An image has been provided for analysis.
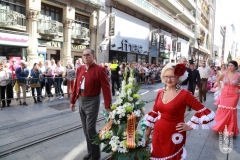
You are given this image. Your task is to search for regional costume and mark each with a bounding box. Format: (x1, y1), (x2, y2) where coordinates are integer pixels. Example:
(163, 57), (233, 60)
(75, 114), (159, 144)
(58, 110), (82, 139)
(212, 72), (240, 135)
(144, 89), (215, 160)
(70, 63), (111, 159)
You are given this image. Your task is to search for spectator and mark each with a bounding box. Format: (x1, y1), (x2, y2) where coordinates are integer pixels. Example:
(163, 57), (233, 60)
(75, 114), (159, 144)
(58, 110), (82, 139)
(0, 62), (10, 108)
(30, 63), (42, 103)
(4, 62), (13, 107)
(110, 60), (120, 96)
(15, 60), (29, 106)
(42, 60), (54, 101)
(50, 58), (56, 77)
(39, 61), (45, 73)
(8, 58), (19, 79)
(66, 63), (75, 99)
(75, 58), (83, 70)
(54, 60), (64, 99)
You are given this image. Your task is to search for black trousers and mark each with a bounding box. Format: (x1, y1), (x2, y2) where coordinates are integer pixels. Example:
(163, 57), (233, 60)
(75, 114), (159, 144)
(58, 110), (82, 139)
(0, 86), (6, 106)
(111, 76), (120, 94)
(6, 84), (13, 105)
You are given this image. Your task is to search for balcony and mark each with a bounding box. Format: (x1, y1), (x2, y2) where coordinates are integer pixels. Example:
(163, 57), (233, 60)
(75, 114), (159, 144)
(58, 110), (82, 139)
(37, 19), (63, 37)
(74, 0), (104, 9)
(181, 0), (196, 9)
(119, 0), (194, 38)
(158, 0), (195, 23)
(71, 25), (90, 42)
(0, 9), (26, 31)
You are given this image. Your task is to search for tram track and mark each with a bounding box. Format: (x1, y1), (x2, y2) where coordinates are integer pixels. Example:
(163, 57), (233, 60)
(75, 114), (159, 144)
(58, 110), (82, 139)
(0, 95), (195, 159)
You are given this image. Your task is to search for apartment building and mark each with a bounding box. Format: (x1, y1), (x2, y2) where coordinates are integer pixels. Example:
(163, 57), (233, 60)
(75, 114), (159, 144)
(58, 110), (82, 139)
(97, 0), (215, 64)
(0, 0), (103, 67)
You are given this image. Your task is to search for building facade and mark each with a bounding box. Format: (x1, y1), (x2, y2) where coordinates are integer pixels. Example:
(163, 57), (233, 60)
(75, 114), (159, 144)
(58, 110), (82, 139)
(0, 0), (104, 67)
(97, 0), (216, 65)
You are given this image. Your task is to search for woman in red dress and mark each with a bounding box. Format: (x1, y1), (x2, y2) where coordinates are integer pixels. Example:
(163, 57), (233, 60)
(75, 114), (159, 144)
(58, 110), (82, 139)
(144, 63), (216, 160)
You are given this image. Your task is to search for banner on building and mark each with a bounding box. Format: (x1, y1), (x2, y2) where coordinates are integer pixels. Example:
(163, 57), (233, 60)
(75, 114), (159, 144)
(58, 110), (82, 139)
(159, 35), (165, 49)
(172, 40), (176, 51)
(177, 42), (181, 52)
(151, 32), (157, 46)
(109, 15), (115, 36)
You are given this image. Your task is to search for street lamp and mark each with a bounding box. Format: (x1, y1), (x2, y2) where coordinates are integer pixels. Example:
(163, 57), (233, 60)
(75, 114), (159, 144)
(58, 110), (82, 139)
(214, 51), (218, 66)
(196, 38), (201, 68)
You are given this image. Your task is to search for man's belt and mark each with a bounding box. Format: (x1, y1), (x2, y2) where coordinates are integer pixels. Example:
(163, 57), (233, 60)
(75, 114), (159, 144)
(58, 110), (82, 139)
(201, 78), (208, 80)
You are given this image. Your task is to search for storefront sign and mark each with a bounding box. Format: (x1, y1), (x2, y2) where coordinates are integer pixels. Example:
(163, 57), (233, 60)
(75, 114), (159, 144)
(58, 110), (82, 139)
(121, 39), (143, 53)
(177, 42), (181, 52)
(0, 32), (28, 47)
(71, 44), (87, 50)
(38, 40), (62, 48)
(151, 32), (157, 46)
(172, 40), (176, 51)
(109, 15), (115, 36)
(159, 35), (165, 49)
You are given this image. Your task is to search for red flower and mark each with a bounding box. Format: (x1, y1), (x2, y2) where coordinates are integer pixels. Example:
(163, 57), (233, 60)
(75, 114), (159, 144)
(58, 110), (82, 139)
(174, 64), (186, 77)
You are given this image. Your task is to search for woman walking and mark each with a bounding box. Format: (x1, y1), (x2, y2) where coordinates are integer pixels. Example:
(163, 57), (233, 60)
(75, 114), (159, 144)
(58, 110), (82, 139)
(212, 60), (240, 135)
(144, 63), (215, 159)
(65, 63), (75, 99)
(30, 63), (42, 103)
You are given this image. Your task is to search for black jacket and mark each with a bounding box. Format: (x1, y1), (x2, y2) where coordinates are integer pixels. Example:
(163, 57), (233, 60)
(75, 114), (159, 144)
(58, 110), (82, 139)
(188, 69), (201, 94)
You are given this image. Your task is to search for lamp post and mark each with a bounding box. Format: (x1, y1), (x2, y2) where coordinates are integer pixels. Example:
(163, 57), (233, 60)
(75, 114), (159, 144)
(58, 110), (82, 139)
(196, 38), (201, 68)
(214, 51), (217, 66)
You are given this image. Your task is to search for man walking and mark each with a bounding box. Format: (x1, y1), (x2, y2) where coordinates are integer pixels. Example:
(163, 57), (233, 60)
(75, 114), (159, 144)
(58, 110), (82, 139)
(70, 49), (111, 160)
(110, 59), (120, 96)
(15, 60), (29, 106)
(198, 60), (212, 103)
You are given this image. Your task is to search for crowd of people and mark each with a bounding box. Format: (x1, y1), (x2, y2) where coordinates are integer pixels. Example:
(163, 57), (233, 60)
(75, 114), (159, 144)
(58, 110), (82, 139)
(0, 58), (77, 108)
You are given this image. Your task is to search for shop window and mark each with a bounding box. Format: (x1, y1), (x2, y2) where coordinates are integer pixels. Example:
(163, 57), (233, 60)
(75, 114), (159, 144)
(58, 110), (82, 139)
(40, 3), (62, 22)
(0, 0), (26, 15)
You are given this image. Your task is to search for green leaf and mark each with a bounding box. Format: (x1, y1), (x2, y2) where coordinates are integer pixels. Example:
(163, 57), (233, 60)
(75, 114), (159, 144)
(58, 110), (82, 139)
(135, 101), (145, 110)
(117, 122), (127, 137)
(112, 123), (118, 135)
(133, 83), (141, 94)
(102, 145), (111, 153)
(137, 150), (143, 160)
(111, 152), (118, 160)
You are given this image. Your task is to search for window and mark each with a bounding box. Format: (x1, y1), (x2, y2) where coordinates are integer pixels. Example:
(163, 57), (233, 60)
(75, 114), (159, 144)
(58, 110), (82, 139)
(0, 0), (26, 15)
(74, 14), (90, 28)
(40, 3), (62, 22)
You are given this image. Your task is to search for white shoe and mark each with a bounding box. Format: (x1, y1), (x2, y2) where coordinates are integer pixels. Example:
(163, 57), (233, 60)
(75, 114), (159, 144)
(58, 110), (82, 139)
(56, 96), (59, 99)
(59, 96), (64, 99)
(50, 97), (55, 101)
(45, 97), (50, 101)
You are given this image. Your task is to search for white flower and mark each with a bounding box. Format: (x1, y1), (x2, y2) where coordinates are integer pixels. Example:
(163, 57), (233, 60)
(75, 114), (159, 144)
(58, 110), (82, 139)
(134, 110), (141, 117)
(127, 89), (132, 95)
(112, 144), (118, 152)
(128, 77), (134, 83)
(116, 98), (123, 104)
(100, 143), (107, 150)
(128, 96), (133, 101)
(123, 131), (127, 137)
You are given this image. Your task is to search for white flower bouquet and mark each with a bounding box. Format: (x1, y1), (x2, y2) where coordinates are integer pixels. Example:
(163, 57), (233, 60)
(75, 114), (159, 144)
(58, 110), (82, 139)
(92, 68), (150, 160)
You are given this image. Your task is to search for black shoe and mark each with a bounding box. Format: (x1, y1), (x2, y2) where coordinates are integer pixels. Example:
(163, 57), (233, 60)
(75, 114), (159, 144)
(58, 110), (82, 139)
(19, 101), (22, 105)
(7, 104), (10, 107)
(22, 102), (28, 106)
(2, 104), (5, 108)
(112, 93), (115, 96)
(34, 100), (37, 103)
(37, 99), (42, 103)
(83, 153), (91, 160)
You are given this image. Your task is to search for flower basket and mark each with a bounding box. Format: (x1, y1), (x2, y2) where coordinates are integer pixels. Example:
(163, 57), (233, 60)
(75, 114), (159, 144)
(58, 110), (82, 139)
(91, 68), (151, 160)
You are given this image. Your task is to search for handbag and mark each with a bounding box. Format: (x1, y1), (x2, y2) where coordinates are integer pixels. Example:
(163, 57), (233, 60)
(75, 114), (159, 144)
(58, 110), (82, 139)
(30, 83), (41, 88)
(63, 79), (67, 86)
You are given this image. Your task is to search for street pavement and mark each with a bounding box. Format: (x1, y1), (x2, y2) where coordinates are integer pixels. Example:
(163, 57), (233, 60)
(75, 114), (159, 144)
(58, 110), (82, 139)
(0, 83), (239, 160)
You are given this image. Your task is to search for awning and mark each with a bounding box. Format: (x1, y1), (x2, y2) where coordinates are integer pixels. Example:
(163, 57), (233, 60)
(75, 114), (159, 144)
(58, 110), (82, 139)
(74, 0), (104, 9)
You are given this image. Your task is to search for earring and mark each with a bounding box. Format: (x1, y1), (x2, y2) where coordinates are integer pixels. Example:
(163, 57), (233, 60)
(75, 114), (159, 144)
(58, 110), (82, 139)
(165, 84), (167, 91)
(175, 83), (180, 92)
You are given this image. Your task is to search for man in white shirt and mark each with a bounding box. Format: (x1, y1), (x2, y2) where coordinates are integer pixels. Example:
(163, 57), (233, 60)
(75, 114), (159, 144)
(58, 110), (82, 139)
(198, 60), (212, 103)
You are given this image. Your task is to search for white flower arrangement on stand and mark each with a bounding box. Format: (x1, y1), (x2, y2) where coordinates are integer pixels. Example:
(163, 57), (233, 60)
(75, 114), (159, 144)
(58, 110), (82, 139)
(92, 68), (150, 160)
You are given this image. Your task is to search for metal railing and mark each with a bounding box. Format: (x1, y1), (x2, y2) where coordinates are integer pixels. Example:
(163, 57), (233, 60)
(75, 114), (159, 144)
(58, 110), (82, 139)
(0, 76), (75, 109)
(0, 9), (26, 31)
(37, 19), (63, 37)
(71, 25), (90, 41)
